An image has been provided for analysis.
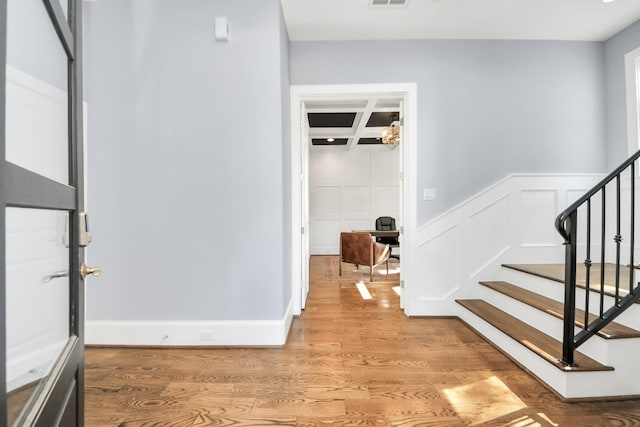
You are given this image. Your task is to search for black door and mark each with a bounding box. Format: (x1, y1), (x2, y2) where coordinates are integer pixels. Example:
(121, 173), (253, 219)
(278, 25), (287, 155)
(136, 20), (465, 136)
(1, 1), (88, 425)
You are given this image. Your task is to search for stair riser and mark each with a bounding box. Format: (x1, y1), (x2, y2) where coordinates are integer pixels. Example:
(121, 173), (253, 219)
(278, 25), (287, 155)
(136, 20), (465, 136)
(479, 285), (561, 337)
(479, 286), (613, 363)
(572, 287), (640, 331)
(500, 268), (640, 330)
(498, 268), (564, 300)
(580, 337), (640, 368)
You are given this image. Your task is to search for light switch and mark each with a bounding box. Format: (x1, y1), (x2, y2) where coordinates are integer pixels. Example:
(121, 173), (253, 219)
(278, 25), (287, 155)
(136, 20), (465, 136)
(423, 188), (436, 201)
(215, 17), (229, 41)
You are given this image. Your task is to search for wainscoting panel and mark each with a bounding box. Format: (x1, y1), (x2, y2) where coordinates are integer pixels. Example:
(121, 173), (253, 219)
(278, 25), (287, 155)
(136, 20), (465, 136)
(311, 151), (341, 186)
(310, 219), (341, 254)
(372, 185), (400, 220)
(467, 195), (510, 277)
(520, 189), (558, 246)
(312, 187), (340, 217)
(416, 224), (460, 302)
(342, 218), (372, 233)
(406, 174), (605, 316)
(371, 151), (399, 184)
(310, 148), (399, 254)
(342, 152), (371, 185)
(341, 186), (371, 216)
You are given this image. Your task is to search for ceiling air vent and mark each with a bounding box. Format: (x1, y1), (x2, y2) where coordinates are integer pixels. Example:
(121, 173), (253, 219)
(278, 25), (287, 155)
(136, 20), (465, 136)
(371, 0), (407, 6)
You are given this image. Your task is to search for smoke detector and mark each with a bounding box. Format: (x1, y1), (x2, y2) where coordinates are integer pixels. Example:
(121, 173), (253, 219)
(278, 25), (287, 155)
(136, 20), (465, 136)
(371, 0), (408, 7)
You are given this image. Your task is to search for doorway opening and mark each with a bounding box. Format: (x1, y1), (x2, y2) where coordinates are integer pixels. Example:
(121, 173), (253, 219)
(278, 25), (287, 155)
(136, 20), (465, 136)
(290, 83), (417, 316)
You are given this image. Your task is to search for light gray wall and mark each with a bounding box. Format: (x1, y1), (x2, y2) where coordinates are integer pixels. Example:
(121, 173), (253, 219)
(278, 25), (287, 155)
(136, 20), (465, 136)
(290, 40), (607, 224)
(604, 19), (640, 168)
(84, 0), (289, 321)
(279, 4), (292, 307)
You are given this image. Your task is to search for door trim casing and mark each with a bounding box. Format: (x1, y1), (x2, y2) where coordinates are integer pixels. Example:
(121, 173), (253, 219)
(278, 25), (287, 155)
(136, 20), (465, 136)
(290, 83), (418, 315)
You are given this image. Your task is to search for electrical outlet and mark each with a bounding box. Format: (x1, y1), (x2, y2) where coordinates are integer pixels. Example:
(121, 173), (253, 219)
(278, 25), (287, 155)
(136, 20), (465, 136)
(199, 331), (214, 341)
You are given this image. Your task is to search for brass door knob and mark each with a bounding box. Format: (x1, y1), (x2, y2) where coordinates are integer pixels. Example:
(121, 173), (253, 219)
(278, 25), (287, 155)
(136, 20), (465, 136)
(81, 263), (102, 280)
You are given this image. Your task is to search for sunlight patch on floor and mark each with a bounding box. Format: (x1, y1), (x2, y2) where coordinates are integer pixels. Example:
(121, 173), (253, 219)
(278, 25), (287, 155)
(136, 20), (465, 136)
(392, 286), (401, 296)
(441, 376), (528, 425)
(498, 411), (558, 427)
(356, 281), (372, 300)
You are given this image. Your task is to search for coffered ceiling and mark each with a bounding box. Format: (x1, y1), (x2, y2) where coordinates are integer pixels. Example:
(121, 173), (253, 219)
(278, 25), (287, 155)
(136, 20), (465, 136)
(306, 97), (401, 150)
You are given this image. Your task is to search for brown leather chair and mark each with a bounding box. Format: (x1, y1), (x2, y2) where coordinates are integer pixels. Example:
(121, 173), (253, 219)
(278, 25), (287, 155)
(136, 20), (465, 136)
(339, 232), (390, 282)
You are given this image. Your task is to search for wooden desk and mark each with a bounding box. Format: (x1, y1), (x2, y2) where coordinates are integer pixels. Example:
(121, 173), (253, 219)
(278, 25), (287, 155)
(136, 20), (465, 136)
(353, 230), (400, 259)
(353, 230), (399, 238)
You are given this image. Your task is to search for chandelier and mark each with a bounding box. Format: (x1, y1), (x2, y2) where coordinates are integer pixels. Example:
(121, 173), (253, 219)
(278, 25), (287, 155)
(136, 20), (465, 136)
(381, 121), (400, 147)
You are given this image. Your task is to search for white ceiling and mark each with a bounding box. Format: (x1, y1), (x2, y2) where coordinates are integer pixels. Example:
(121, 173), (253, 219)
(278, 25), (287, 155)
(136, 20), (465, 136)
(281, 0), (640, 42)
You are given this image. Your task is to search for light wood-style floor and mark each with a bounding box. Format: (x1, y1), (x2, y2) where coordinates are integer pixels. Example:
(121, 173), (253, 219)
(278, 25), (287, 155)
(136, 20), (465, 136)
(85, 256), (640, 426)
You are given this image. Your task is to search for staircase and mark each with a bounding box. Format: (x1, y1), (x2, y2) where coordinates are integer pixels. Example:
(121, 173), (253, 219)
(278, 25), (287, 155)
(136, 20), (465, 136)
(456, 263), (640, 400)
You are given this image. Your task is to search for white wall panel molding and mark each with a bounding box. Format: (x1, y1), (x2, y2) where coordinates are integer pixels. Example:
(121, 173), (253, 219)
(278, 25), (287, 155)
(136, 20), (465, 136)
(468, 246), (511, 281)
(417, 222), (459, 248)
(417, 286), (460, 302)
(406, 174), (605, 316)
(342, 152), (371, 185)
(341, 186), (372, 216)
(309, 148), (399, 254)
(413, 223), (460, 303)
(467, 195), (510, 276)
(312, 186), (340, 217)
(519, 189), (559, 247)
(310, 218), (340, 254)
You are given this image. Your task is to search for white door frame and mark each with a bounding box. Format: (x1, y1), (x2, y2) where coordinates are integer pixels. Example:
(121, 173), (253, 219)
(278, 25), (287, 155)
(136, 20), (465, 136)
(290, 83), (418, 315)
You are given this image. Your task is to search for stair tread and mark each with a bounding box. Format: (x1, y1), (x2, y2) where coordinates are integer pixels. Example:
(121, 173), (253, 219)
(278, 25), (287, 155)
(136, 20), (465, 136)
(456, 299), (614, 372)
(502, 263), (637, 301)
(480, 281), (640, 339)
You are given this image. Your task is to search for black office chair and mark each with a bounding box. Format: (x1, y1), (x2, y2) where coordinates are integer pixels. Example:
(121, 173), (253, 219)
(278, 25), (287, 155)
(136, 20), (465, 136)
(375, 217), (400, 259)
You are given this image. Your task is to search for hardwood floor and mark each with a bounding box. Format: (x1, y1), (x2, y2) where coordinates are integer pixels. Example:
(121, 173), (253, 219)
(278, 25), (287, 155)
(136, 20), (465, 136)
(85, 256), (640, 426)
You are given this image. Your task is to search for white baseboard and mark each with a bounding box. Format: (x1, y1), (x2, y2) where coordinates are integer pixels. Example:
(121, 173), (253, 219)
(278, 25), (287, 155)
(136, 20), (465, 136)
(86, 298), (295, 347)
